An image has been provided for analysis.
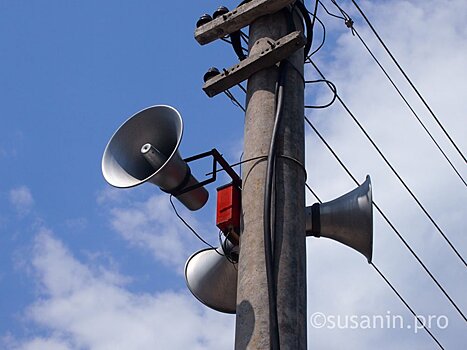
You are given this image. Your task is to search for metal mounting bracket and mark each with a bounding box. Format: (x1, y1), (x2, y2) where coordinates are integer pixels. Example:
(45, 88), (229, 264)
(202, 30), (305, 97)
(174, 149), (242, 196)
(194, 0), (295, 45)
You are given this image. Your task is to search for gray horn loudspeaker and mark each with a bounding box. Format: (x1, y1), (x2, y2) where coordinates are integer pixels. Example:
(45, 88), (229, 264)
(102, 105), (208, 211)
(185, 241), (238, 314)
(306, 175), (373, 263)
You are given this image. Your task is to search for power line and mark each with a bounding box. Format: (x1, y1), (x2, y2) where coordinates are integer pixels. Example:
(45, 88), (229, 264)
(353, 27), (466, 187)
(324, 0), (466, 187)
(318, 0), (345, 21)
(350, 0), (466, 164)
(304, 116), (467, 322)
(224, 89), (246, 112)
(371, 262), (445, 349)
(305, 58), (467, 268)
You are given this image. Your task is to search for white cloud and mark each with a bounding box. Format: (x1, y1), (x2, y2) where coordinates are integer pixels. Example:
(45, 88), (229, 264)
(9, 186), (34, 215)
(65, 217), (88, 232)
(96, 187), (129, 206)
(3, 1), (465, 349)
(15, 338), (71, 350)
(107, 193), (214, 271)
(7, 231), (234, 350)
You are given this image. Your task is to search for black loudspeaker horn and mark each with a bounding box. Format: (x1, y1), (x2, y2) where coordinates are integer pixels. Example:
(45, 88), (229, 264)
(185, 241), (238, 314)
(102, 105), (209, 211)
(306, 175), (373, 263)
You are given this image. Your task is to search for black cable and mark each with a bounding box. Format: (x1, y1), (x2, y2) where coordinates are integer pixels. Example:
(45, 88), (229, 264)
(240, 30), (249, 46)
(169, 195), (219, 253)
(221, 37), (248, 54)
(324, 0), (466, 187)
(305, 116), (467, 322)
(353, 28), (466, 187)
(304, 79), (337, 108)
(237, 82), (247, 94)
(264, 61), (287, 350)
(220, 37), (233, 45)
(309, 0), (319, 44)
(262, 7), (301, 347)
(239, 152), (244, 178)
(224, 89), (246, 112)
(305, 182), (322, 203)
(294, 0), (317, 59)
(308, 13), (326, 56)
(230, 30), (247, 60)
(330, 0), (352, 23)
(218, 230), (238, 266)
(305, 58), (467, 268)
(371, 262), (445, 349)
(205, 155), (268, 178)
(318, 0), (345, 20)
(350, 0), (466, 163)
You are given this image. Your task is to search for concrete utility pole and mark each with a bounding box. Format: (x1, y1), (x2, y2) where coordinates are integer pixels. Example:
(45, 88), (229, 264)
(235, 6), (306, 350)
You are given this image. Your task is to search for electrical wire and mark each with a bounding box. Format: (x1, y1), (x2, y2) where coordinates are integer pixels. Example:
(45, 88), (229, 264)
(324, 0), (466, 187)
(240, 30), (249, 46)
(218, 229), (238, 266)
(350, 0), (466, 164)
(304, 79), (337, 108)
(239, 152), (244, 178)
(170, 196), (239, 264)
(329, 0), (352, 24)
(308, 12), (326, 57)
(230, 30), (247, 60)
(205, 155), (268, 178)
(294, 0), (317, 59)
(305, 182), (322, 203)
(371, 262), (445, 349)
(237, 82), (247, 94)
(221, 37), (249, 53)
(304, 116), (467, 322)
(356, 28), (465, 186)
(263, 60), (287, 350)
(305, 58), (467, 268)
(309, 0), (319, 45)
(220, 37), (233, 45)
(169, 195), (219, 252)
(261, 5), (306, 347)
(318, 0), (345, 21)
(224, 89), (246, 112)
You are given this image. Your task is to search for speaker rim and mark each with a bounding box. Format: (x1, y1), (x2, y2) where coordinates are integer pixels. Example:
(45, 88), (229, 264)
(184, 247), (237, 314)
(101, 104), (184, 188)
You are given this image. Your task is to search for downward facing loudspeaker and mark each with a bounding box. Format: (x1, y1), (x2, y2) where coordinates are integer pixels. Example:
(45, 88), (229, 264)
(185, 242), (238, 314)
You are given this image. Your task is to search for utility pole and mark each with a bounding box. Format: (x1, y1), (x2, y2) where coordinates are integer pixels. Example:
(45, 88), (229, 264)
(235, 7), (307, 350)
(103, 2), (375, 348)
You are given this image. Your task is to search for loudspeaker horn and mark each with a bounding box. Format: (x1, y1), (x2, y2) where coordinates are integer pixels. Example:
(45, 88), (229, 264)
(185, 241), (238, 314)
(306, 175), (373, 263)
(102, 105), (209, 211)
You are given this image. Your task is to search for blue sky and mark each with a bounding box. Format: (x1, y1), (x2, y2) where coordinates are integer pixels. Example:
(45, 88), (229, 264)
(0, 0), (466, 349)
